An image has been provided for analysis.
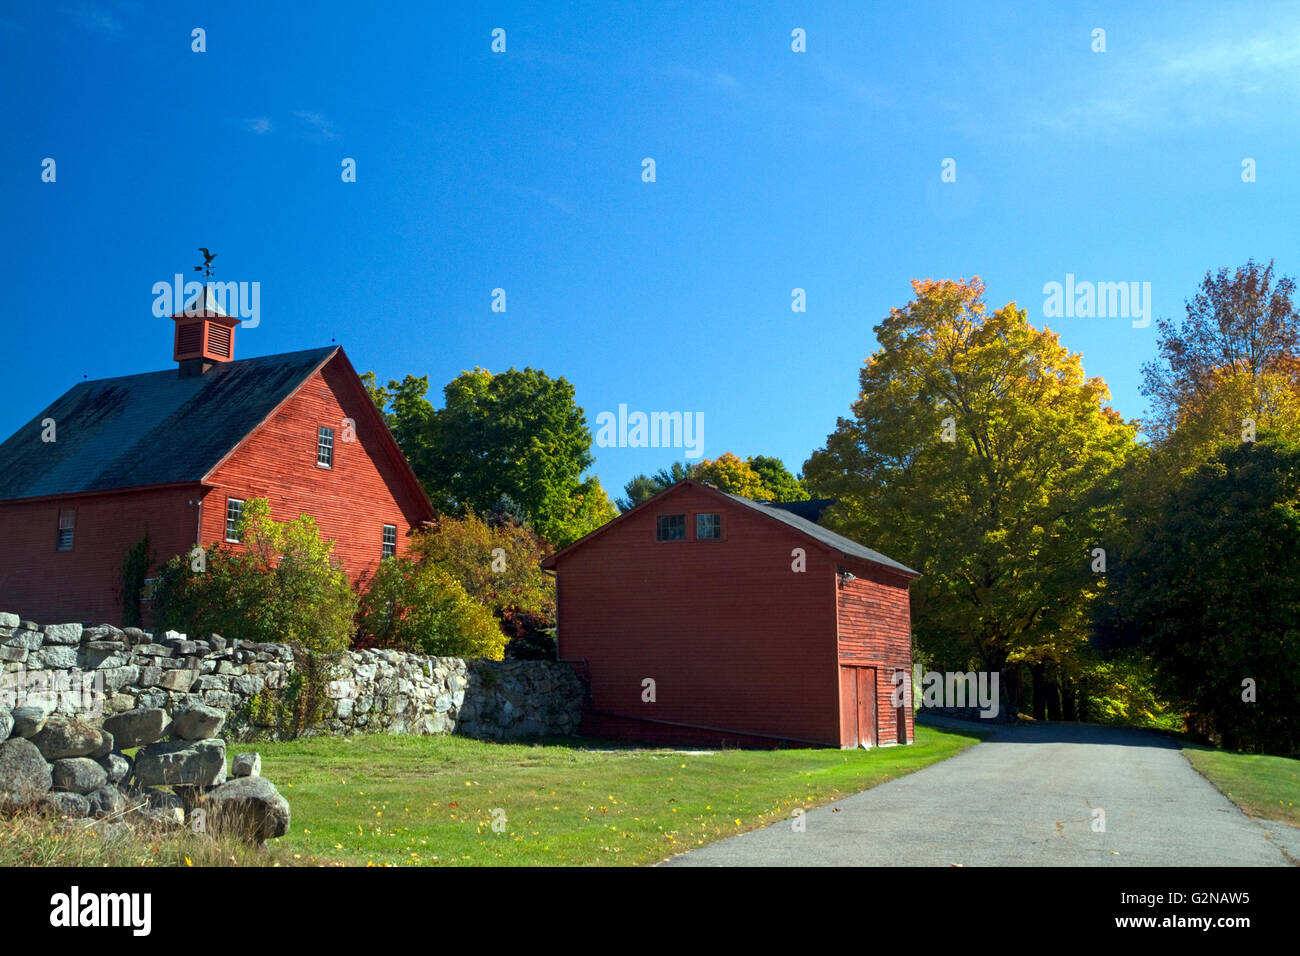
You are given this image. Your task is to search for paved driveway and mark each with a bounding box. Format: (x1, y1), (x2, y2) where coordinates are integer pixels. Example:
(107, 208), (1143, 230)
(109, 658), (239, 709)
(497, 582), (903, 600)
(663, 720), (1295, 866)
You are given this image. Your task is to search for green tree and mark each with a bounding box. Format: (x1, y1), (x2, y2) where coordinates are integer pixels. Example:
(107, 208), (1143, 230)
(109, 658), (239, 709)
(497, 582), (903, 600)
(747, 455), (810, 501)
(362, 367), (613, 546)
(803, 278), (1137, 711)
(616, 461), (696, 511)
(1104, 437), (1300, 755)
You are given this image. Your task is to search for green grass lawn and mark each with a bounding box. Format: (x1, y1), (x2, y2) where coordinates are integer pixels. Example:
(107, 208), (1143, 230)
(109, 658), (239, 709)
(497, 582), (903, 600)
(254, 724), (984, 866)
(1182, 743), (1300, 827)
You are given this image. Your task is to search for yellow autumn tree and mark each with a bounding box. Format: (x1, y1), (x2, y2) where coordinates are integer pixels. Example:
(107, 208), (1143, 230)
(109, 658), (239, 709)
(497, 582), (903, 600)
(690, 452), (768, 499)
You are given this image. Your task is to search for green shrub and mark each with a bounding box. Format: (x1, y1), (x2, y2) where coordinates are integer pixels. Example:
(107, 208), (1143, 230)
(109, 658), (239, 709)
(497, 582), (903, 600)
(152, 498), (356, 654)
(228, 648), (342, 741)
(120, 531), (154, 628)
(357, 558), (507, 659)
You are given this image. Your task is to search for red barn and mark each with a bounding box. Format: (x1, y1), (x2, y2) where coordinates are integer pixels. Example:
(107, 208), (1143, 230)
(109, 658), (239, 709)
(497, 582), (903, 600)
(542, 479), (919, 749)
(0, 294), (433, 623)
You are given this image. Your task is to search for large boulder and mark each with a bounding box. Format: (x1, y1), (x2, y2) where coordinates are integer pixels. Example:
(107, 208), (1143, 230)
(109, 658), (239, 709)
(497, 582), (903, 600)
(51, 757), (109, 795)
(102, 708), (168, 749)
(204, 775), (290, 844)
(171, 703), (226, 741)
(30, 717), (102, 760)
(0, 737), (53, 810)
(133, 738), (226, 788)
(9, 705), (49, 739)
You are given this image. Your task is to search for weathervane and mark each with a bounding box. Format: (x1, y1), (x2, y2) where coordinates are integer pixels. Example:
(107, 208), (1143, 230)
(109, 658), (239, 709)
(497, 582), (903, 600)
(195, 247), (217, 279)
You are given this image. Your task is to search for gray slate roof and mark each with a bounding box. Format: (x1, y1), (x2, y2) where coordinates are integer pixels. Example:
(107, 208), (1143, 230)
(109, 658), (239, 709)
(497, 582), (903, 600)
(0, 347), (338, 501)
(722, 490), (918, 576)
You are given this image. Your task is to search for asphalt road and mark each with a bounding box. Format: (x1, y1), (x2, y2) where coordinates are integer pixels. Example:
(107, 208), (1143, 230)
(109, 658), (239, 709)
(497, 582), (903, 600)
(662, 719), (1295, 866)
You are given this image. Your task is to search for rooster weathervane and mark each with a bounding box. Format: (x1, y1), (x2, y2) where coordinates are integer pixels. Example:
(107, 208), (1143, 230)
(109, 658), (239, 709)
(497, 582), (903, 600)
(195, 247), (217, 278)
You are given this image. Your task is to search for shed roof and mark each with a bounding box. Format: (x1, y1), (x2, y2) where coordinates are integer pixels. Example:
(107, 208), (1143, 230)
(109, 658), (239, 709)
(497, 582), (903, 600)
(719, 490), (917, 576)
(0, 346), (338, 501)
(543, 479), (918, 577)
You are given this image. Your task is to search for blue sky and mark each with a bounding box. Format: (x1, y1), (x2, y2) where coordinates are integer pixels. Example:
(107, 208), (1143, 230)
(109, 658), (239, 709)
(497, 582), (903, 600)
(3, 1), (1298, 502)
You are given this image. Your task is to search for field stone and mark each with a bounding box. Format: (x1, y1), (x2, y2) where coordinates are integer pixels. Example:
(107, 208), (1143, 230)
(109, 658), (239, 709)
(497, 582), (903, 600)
(9, 705), (49, 738)
(102, 707), (167, 749)
(133, 738), (226, 788)
(86, 785), (128, 819)
(41, 623), (83, 645)
(158, 669), (196, 693)
(133, 805), (184, 829)
(204, 775), (290, 844)
(90, 730), (113, 759)
(231, 752), (261, 778)
(2, 629), (43, 651)
(171, 703), (225, 740)
(32, 645), (78, 669)
(31, 717), (102, 760)
(0, 706), (11, 741)
(51, 757), (109, 795)
(96, 751), (131, 785)
(0, 612), (17, 629)
(0, 737), (53, 809)
(40, 790), (91, 819)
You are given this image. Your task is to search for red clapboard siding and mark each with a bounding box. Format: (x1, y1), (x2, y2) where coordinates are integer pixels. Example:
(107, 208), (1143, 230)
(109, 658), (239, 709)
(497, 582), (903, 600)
(0, 485), (202, 623)
(553, 481), (911, 748)
(836, 564), (914, 744)
(201, 353), (431, 588)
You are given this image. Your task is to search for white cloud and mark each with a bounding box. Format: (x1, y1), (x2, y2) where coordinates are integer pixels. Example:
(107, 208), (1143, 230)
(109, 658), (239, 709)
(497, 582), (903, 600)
(244, 117), (273, 135)
(293, 110), (339, 141)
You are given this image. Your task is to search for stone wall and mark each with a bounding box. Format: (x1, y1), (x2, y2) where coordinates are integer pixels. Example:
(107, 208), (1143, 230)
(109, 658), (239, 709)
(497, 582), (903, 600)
(0, 612), (584, 741)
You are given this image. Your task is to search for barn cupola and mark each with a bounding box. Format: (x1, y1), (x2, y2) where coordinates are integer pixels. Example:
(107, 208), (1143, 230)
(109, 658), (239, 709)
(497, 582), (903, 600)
(172, 285), (240, 378)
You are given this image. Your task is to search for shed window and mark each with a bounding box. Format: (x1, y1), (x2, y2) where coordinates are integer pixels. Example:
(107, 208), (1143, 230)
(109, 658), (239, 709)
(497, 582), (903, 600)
(382, 524), (397, 558)
(317, 426), (335, 467)
(56, 508), (76, 551)
(696, 513), (722, 539)
(225, 498), (245, 542)
(657, 514), (685, 541)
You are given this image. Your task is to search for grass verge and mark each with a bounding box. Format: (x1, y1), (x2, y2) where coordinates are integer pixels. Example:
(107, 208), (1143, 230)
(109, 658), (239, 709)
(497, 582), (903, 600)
(0, 813), (312, 867)
(250, 723), (984, 866)
(1181, 743), (1300, 827)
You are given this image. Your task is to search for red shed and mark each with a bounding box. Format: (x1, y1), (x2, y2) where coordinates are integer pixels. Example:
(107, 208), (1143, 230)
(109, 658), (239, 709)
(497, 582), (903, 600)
(542, 479), (919, 749)
(0, 292), (434, 623)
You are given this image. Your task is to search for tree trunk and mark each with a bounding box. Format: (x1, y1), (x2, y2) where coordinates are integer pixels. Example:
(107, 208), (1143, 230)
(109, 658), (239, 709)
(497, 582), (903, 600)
(1030, 663), (1048, 720)
(1045, 673), (1063, 721)
(1061, 675), (1078, 721)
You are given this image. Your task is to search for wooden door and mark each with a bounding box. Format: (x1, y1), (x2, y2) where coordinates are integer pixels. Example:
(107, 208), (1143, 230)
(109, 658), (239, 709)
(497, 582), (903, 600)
(839, 666), (859, 748)
(840, 666), (878, 748)
(895, 671), (908, 744)
(857, 667), (877, 748)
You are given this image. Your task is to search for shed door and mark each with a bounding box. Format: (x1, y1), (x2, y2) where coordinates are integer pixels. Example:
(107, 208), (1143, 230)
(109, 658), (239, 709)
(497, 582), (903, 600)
(840, 666), (877, 748)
